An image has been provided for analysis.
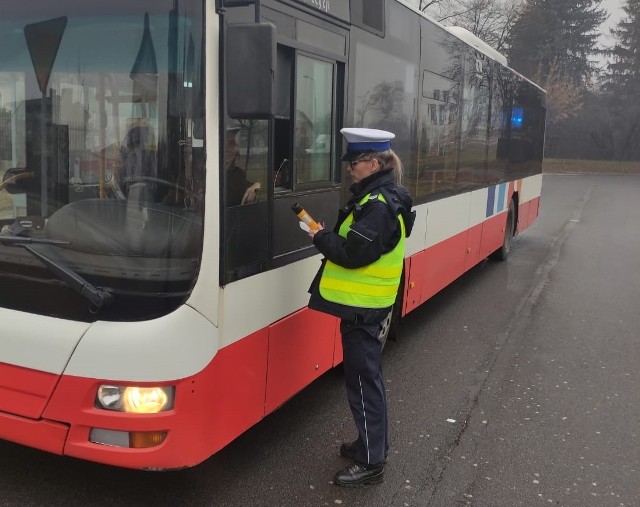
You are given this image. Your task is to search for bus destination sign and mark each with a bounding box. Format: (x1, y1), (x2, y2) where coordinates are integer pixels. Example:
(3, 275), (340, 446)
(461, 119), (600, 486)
(292, 0), (349, 20)
(296, 0), (330, 13)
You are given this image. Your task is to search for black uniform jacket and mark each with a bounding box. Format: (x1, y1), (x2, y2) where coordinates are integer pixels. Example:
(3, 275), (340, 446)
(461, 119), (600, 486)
(308, 169), (415, 323)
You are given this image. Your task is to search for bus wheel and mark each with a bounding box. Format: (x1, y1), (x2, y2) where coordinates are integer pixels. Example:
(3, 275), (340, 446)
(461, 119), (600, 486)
(491, 199), (515, 261)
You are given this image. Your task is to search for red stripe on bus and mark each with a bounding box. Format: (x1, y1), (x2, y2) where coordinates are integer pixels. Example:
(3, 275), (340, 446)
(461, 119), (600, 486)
(526, 196), (541, 229)
(0, 410), (67, 455)
(0, 363), (59, 419)
(401, 193), (540, 317)
(265, 308), (340, 414)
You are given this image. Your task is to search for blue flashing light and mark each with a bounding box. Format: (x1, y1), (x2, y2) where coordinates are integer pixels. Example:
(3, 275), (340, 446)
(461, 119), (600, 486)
(511, 107), (524, 129)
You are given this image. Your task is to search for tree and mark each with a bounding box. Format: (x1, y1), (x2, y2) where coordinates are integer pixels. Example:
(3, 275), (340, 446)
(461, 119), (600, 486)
(533, 59), (583, 124)
(601, 0), (640, 159)
(507, 0), (607, 86)
(458, 0), (523, 51)
(531, 59), (586, 156)
(606, 0), (640, 84)
(418, 0), (522, 52)
(418, 0), (444, 10)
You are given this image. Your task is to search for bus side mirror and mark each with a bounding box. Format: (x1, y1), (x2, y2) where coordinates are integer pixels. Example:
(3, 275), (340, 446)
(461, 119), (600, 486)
(225, 23), (276, 119)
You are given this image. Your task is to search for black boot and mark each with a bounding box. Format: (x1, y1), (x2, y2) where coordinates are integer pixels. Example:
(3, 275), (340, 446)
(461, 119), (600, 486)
(334, 462), (384, 487)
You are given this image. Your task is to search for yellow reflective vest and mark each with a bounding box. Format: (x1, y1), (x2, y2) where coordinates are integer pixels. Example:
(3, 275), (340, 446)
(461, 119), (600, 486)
(319, 192), (405, 309)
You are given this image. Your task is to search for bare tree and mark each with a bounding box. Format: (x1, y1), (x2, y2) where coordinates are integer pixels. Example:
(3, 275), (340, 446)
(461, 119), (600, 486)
(533, 59), (584, 126)
(416, 0), (523, 52)
(532, 59), (585, 156)
(418, 0), (444, 9)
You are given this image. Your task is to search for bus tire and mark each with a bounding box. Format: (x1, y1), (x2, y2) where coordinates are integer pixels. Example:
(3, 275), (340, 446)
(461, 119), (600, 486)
(491, 198), (515, 261)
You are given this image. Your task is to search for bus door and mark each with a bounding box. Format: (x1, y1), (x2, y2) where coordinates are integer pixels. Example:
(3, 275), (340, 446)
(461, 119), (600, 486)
(221, 3), (348, 283)
(270, 47), (343, 267)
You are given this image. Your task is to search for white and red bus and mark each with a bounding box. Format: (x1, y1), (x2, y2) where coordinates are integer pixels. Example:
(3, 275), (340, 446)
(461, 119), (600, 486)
(0, 0), (545, 469)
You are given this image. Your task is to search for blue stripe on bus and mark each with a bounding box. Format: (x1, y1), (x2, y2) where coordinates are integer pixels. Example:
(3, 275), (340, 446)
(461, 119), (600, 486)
(486, 185), (496, 217)
(497, 183), (506, 213)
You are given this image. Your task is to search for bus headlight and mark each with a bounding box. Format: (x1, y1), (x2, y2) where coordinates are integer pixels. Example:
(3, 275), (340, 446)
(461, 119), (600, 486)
(96, 385), (174, 414)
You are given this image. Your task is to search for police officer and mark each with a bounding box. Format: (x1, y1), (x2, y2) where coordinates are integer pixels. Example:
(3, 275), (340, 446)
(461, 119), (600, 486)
(307, 128), (415, 486)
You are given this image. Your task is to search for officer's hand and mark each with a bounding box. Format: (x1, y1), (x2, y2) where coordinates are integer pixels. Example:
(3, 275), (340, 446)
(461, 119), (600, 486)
(308, 222), (324, 239)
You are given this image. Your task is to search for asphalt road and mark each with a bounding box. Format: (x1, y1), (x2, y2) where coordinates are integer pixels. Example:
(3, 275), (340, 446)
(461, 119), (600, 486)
(1, 174), (639, 507)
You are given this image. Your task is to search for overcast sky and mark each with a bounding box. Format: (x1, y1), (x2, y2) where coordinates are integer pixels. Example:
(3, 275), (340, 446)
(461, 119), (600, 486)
(599, 0), (624, 46)
(409, 0), (627, 47)
(595, 0), (625, 69)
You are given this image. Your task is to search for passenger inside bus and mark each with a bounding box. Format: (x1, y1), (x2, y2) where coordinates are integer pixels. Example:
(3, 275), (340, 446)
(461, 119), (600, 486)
(118, 125), (158, 202)
(225, 127), (261, 206)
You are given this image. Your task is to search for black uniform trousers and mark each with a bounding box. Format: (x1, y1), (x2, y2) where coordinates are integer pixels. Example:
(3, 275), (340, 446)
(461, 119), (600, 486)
(340, 319), (389, 466)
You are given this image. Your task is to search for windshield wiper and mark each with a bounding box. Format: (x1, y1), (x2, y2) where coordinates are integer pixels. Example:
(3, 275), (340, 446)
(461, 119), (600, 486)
(0, 235), (113, 310)
(22, 245), (113, 309)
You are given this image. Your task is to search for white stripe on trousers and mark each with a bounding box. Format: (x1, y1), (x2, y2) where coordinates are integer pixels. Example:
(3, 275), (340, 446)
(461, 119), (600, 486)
(358, 374), (370, 464)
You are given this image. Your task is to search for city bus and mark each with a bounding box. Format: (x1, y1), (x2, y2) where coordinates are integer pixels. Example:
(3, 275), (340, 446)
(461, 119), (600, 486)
(0, 0), (545, 470)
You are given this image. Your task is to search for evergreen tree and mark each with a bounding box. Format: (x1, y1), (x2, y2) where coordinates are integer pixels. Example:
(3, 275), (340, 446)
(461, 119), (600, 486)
(605, 0), (640, 92)
(506, 0), (605, 156)
(507, 0), (606, 86)
(602, 0), (640, 159)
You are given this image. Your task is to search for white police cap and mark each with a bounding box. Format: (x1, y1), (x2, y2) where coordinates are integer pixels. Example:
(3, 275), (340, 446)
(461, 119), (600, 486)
(340, 128), (396, 161)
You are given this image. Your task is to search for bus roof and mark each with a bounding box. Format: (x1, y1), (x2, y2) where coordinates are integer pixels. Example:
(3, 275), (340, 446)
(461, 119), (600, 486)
(445, 26), (508, 67)
(394, 0), (508, 67)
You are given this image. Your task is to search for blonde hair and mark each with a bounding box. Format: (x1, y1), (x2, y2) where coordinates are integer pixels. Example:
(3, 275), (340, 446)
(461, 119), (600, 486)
(374, 149), (404, 185)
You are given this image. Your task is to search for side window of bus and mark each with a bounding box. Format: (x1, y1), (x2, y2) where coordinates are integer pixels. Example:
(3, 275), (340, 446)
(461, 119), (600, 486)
(418, 69), (461, 197)
(294, 55), (333, 186)
(224, 122), (268, 207)
(458, 51), (490, 188)
(507, 81), (545, 178)
(487, 60), (508, 185)
(273, 49), (335, 191)
(274, 45), (293, 191)
(222, 120), (269, 283)
(271, 48), (340, 261)
(223, 46), (339, 281)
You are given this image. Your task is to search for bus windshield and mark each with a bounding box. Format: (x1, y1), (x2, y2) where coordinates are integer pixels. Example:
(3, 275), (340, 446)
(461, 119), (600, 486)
(0, 0), (205, 322)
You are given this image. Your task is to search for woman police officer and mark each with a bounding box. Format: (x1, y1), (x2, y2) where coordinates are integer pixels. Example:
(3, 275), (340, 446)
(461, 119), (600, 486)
(307, 128), (415, 486)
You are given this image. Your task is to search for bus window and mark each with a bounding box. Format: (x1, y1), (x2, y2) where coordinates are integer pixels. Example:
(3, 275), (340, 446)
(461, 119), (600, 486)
(416, 26), (463, 200)
(222, 36), (342, 281)
(229, 121), (268, 206)
(458, 52), (490, 188)
(418, 69), (460, 198)
(349, 2), (419, 201)
(271, 51), (340, 260)
(294, 55), (334, 186)
(273, 46), (293, 192)
(506, 80), (545, 178)
(0, 1), (205, 322)
(487, 60), (508, 184)
(222, 119), (269, 283)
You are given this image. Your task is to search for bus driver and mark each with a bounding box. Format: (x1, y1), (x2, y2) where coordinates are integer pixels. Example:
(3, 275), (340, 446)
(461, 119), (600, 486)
(224, 127), (261, 206)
